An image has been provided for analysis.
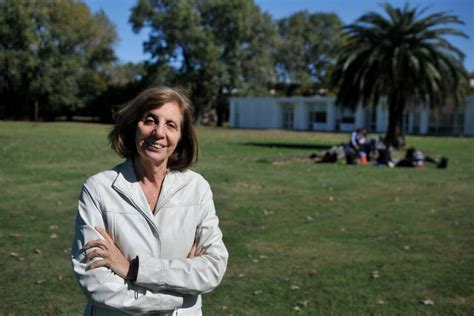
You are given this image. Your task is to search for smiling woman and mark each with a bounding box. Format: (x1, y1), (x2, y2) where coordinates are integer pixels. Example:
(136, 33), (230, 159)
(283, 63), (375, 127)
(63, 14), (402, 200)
(71, 86), (229, 315)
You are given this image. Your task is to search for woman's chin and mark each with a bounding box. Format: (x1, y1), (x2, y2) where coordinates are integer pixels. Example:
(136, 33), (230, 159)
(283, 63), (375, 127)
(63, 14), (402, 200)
(138, 151), (168, 165)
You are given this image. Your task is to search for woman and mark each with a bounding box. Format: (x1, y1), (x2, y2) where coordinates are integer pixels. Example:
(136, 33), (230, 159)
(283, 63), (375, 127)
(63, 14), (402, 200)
(71, 86), (228, 315)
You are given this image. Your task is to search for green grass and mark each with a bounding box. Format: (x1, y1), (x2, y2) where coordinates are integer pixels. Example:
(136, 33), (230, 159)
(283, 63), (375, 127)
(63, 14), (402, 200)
(0, 121), (473, 315)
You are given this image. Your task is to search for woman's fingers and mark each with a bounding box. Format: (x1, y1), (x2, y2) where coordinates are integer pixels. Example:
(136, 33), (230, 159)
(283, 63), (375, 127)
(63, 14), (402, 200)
(198, 245), (209, 257)
(86, 258), (108, 270)
(86, 249), (106, 262)
(187, 237), (201, 258)
(84, 239), (107, 250)
(187, 242), (197, 258)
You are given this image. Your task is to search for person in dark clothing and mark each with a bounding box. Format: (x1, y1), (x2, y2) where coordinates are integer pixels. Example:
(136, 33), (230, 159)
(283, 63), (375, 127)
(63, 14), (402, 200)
(396, 147), (448, 169)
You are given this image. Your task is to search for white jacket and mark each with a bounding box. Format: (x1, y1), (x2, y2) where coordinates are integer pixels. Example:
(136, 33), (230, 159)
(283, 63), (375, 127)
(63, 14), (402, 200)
(71, 159), (229, 315)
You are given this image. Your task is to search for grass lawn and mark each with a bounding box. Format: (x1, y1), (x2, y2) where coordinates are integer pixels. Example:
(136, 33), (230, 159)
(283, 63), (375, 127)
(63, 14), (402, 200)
(0, 121), (473, 315)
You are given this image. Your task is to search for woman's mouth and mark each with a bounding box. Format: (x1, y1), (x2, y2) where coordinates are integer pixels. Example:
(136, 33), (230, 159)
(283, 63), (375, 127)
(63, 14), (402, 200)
(145, 140), (165, 150)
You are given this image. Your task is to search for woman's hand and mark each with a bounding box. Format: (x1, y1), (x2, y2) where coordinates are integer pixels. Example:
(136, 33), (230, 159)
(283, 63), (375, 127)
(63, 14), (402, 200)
(84, 226), (130, 279)
(187, 236), (208, 258)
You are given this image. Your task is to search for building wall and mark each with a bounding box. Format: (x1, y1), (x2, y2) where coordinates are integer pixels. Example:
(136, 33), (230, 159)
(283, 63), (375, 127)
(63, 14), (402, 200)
(229, 96), (474, 136)
(230, 98), (281, 129)
(464, 96), (474, 136)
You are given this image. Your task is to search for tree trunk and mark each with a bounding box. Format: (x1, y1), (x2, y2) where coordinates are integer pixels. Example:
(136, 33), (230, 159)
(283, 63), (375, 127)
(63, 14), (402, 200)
(216, 92), (228, 127)
(34, 101), (39, 121)
(385, 92), (406, 148)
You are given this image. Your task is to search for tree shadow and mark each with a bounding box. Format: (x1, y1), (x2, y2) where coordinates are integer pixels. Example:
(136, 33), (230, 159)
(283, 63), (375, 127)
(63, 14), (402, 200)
(242, 142), (332, 151)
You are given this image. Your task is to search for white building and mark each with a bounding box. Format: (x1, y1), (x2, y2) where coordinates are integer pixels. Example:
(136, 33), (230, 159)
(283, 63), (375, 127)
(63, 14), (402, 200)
(229, 95), (474, 136)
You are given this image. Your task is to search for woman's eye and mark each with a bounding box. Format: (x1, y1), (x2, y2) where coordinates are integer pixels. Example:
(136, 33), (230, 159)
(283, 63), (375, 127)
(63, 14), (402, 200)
(167, 123), (177, 130)
(144, 118), (155, 125)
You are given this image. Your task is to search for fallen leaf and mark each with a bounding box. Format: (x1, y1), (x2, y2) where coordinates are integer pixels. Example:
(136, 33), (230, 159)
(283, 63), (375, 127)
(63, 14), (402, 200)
(421, 299), (434, 305)
(9, 232), (21, 238)
(18, 257), (25, 262)
(340, 228), (346, 232)
(36, 280), (46, 285)
(329, 196), (334, 201)
(259, 255), (268, 260)
(290, 285), (300, 290)
(221, 305), (228, 311)
(50, 233), (58, 239)
(58, 275), (63, 281)
(376, 299), (385, 305)
(10, 252), (19, 257)
(252, 259), (259, 263)
(238, 273), (246, 278)
(35, 248), (43, 255)
(371, 271), (380, 279)
(49, 225), (58, 230)
(402, 245), (410, 251)
(292, 306), (302, 312)
(253, 290), (262, 295)
(306, 216), (314, 221)
(263, 209), (274, 216)
(297, 300), (309, 307)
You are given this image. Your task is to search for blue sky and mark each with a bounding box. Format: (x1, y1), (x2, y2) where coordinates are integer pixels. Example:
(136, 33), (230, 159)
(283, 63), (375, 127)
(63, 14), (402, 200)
(84, 0), (474, 72)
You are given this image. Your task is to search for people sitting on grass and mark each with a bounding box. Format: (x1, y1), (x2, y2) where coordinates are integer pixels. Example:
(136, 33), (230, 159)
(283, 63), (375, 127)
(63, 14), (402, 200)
(347, 127), (371, 164)
(310, 132), (448, 169)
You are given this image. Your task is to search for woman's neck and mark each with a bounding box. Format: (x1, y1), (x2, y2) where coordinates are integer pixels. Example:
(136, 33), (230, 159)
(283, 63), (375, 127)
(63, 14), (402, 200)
(133, 157), (167, 185)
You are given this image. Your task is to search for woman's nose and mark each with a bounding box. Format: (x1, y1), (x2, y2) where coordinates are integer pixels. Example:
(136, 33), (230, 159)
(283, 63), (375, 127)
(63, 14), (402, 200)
(151, 122), (165, 137)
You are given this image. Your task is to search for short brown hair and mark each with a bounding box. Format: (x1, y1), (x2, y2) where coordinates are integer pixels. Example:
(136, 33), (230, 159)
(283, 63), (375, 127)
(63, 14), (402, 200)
(108, 86), (198, 171)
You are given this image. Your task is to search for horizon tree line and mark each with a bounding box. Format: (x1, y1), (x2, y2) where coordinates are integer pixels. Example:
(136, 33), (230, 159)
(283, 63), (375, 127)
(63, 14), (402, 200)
(0, 0), (470, 147)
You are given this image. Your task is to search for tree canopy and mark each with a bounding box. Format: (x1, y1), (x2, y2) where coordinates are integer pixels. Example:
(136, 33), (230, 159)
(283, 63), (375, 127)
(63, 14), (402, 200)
(275, 11), (342, 96)
(0, 0), (117, 120)
(331, 3), (468, 147)
(130, 0), (276, 124)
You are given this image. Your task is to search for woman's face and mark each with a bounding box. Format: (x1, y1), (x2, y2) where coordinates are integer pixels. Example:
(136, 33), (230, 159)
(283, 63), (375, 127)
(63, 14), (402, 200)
(135, 102), (183, 166)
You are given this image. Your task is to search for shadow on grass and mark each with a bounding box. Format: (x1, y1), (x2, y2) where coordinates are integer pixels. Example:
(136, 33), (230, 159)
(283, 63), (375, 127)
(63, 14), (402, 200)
(242, 142), (332, 151)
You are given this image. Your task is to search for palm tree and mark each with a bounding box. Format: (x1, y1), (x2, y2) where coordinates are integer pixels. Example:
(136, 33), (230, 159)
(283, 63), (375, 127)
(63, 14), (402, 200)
(331, 3), (468, 147)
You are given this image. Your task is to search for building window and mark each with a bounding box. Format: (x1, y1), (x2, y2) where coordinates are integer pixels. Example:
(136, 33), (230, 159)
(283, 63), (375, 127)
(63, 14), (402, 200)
(428, 107), (464, 135)
(341, 116), (355, 124)
(310, 111), (327, 123)
(309, 111), (327, 130)
(281, 102), (294, 129)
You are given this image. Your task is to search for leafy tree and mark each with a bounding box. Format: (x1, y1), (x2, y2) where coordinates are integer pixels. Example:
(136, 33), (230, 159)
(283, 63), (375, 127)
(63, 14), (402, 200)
(331, 4), (468, 147)
(0, 0), (116, 120)
(275, 11), (342, 96)
(130, 0), (276, 124)
(85, 62), (147, 122)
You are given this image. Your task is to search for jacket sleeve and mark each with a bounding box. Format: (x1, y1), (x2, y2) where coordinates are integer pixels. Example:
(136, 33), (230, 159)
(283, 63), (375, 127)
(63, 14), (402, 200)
(135, 181), (229, 295)
(71, 178), (185, 314)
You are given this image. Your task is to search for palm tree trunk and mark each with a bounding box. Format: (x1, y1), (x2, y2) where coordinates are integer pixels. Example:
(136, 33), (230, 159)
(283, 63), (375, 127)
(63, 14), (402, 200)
(385, 92), (406, 148)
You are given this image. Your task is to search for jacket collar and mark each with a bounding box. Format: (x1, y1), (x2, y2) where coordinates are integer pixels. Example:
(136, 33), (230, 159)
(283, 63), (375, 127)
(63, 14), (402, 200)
(112, 159), (187, 214)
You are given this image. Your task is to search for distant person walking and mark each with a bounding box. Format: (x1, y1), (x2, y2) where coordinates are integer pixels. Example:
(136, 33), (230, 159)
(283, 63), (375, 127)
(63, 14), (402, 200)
(71, 86), (228, 315)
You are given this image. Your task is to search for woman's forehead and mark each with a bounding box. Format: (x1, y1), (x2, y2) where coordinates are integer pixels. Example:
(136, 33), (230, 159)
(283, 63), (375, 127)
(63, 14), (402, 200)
(144, 102), (183, 120)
